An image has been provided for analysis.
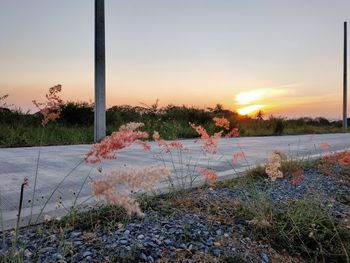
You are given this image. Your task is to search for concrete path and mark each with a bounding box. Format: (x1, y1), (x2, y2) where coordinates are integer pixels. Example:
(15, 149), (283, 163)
(1, 133), (350, 229)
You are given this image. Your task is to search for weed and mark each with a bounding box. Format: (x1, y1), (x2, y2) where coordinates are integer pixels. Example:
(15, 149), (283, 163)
(237, 199), (350, 262)
(14, 178), (28, 248)
(272, 117), (285, 135)
(0, 248), (25, 263)
(54, 204), (130, 231)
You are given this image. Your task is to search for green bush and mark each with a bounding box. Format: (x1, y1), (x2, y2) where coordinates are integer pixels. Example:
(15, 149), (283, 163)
(58, 101), (94, 126)
(271, 117), (285, 135)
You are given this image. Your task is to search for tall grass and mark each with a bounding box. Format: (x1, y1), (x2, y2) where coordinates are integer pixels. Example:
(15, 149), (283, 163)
(0, 101), (347, 147)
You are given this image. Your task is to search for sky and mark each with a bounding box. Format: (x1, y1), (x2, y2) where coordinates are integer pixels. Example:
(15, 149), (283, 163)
(0, 0), (349, 118)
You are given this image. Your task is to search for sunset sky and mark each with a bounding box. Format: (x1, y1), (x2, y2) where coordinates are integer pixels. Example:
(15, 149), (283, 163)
(0, 0), (349, 118)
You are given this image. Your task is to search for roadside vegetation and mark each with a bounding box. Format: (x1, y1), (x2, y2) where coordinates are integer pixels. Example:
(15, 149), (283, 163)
(0, 93), (347, 147)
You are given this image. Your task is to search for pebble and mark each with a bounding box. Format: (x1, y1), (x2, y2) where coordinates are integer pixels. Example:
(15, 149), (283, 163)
(73, 240), (83, 246)
(164, 239), (172, 246)
(120, 239), (129, 245)
(168, 228), (176, 234)
(206, 239), (213, 246)
(212, 248), (221, 257)
(83, 251), (93, 258)
(70, 231), (81, 238)
(40, 246), (55, 254)
(24, 249), (33, 258)
(140, 253), (148, 261)
(147, 255), (155, 263)
(261, 252), (270, 263)
(54, 253), (63, 260)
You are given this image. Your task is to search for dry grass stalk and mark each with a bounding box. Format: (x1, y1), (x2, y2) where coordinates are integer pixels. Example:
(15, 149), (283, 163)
(265, 150), (284, 181)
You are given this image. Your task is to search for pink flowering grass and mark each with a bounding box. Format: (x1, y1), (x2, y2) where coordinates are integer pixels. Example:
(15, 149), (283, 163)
(32, 84), (63, 126)
(190, 117), (239, 155)
(91, 165), (171, 216)
(87, 118), (243, 215)
(152, 131), (192, 189)
(289, 168), (304, 186)
(29, 85), (64, 225)
(225, 128), (239, 138)
(153, 131), (187, 152)
(86, 123), (173, 216)
(190, 123), (222, 154)
(231, 151), (245, 165)
(197, 167), (218, 185)
(320, 142), (331, 150)
(85, 122), (150, 164)
(212, 116), (230, 130)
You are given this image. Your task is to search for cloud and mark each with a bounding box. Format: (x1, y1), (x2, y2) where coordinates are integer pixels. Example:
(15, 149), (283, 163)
(237, 105), (264, 115)
(235, 86), (295, 106)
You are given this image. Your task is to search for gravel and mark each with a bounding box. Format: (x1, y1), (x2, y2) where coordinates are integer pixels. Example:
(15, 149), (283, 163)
(0, 167), (349, 262)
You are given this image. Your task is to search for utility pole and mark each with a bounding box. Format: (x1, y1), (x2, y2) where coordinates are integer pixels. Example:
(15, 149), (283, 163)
(343, 21), (348, 132)
(94, 0), (106, 142)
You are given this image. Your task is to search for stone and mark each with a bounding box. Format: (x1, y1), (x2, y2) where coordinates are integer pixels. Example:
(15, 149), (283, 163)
(70, 231), (81, 238)
(140, 253), (148, 261)
(120, 239), (128, 245)
(212, 249), (221, 257)
(147, 255), (155, 263)
(261, 252), (270, 263)
(83, 251), (93, 258)
(24, 249), (33, 258)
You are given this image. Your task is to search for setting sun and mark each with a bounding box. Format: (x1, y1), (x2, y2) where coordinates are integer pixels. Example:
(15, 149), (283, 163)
(235, 89), (266, 115)
(237, 105), (264, 115)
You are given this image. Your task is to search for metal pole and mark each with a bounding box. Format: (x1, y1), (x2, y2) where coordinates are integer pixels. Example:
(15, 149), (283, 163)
(343, 21), (348, 132)
(94, 0), (106, 142)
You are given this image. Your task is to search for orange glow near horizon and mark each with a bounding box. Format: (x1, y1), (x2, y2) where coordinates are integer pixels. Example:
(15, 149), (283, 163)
(237, 105), (264, 115)
(235, 89), (267, 116)
(1, 83), (344, 119)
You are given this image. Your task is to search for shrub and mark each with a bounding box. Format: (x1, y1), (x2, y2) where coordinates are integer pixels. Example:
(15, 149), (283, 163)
(59, 101), (94, 126)
(271, 117), (285, 135)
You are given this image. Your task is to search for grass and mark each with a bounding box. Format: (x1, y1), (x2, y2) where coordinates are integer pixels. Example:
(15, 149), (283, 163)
(0, 124), (93, 147)
(1, 101), (349, 147)
(50, 204), (130, 231)
(1, 122), (346, 148)
(233, 198), (349, 262)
